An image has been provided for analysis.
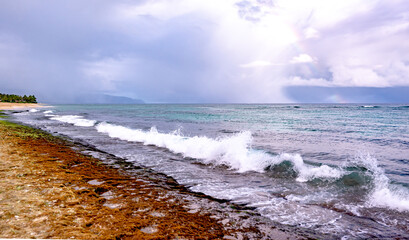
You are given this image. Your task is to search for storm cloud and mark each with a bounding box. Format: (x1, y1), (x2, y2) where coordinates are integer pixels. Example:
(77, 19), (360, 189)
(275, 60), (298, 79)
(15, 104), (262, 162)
(0, 0), (408, 103)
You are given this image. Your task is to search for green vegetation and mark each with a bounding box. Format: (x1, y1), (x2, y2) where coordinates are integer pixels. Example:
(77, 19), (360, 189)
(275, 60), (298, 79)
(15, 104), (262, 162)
(0, 93), (37, 103)
(0, 120), (59, 142)
(0, 111), (8, 118)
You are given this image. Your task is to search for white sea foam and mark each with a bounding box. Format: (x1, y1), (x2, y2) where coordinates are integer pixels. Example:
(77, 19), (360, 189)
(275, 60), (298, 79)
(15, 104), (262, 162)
(98, 122), (409, 212)
(29, 109), (39, 112)
(50, 115), (96, 127)
(95, 122), (343, 180)
(96, 122), (269, 172)
(370, 186), (409, 212)
(353, 154), (409, 212)
(43, 110), (55, 117)
(268, 153), (344, 182)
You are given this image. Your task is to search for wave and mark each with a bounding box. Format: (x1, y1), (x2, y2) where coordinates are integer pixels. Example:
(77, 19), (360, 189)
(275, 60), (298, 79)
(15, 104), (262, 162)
(352, 154), (409, 212)
(95, 122), (409, 212)
(393, 105), (409, 110)
(264, 153), (344, 182)
(96, 122), (268, 172)
(43, 117), (409, 213)
(50, 115), (96, 127)
(29, 109), (39, 112)
(43, 110), (55, 117)
(361, 105), (381, 108)
(95, 122), (343, 182)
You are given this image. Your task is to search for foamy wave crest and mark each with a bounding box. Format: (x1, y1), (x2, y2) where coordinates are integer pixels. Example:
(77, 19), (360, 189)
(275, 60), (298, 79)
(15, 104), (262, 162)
(29, 109), (39, 113)
(95, 122), (342, 179)
(43, 110), (55, 117)
(50, 115), (96, 127)
(96, 122), (270, 172)
(361, 105), (380, 108)
(354, 154), (409, 212)
(267, 153), (344, 182)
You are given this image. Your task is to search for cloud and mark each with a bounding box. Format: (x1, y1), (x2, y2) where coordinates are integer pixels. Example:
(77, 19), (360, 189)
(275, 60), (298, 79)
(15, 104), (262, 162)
(290, 54), (314, 64)
(304, 27), (320, 39)
(81, 57), (139, 92)
(0, 33), (27, 80)
(289, 77), (331, 87)
(0, 0), (408, 103)
(240, 60), (276, 68)
(235, 0), (276, 22)
(285, 0), (409, 90)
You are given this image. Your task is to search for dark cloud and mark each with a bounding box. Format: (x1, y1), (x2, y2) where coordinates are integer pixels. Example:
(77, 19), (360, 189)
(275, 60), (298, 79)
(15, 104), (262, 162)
(0, 0), (214, 103)
(0, 0), (407, 103)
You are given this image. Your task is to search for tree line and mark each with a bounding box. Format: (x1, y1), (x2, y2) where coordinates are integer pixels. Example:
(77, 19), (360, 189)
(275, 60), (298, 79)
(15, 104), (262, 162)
(0, 93), (37, 103)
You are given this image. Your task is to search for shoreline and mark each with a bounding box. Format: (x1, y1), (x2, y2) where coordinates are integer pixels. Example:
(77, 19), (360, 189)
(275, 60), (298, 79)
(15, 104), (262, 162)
(0, 114), (310, 239)
(0, 102), (49, 110)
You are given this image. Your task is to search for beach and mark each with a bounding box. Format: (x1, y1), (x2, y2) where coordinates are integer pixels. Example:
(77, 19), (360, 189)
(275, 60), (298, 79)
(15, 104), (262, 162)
(0, 111), (301, 239)
(0, 102), (45, 110)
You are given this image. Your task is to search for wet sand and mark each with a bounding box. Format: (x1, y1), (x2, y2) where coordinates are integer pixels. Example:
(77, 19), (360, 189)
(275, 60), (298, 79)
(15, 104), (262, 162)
(0, 114), (306, 239)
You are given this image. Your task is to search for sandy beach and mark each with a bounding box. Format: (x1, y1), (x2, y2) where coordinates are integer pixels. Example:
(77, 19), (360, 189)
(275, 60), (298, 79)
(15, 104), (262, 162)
(0, 102), (46, 110)
(0, 113), (303, 239)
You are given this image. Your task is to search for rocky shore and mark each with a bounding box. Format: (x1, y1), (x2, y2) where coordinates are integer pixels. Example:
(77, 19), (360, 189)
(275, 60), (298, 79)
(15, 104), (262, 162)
(0, 112), (312, 239)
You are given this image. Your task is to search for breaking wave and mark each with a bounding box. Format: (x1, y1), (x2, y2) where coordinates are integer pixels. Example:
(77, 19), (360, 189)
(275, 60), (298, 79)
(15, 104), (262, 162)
(95, 123), (409, 212)
(361, 105), (381, 108)
(265, 153), (344, 182)
(95, 122), (343, 181)
(44, 115), (409, 213)
(353, 154), (409, 212)
(43, 110), (54, 117)
(50, 115), (96, 127)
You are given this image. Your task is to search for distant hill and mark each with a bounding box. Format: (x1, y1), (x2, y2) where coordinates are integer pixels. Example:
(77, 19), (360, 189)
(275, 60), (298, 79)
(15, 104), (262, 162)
(73, 94), (144, 104)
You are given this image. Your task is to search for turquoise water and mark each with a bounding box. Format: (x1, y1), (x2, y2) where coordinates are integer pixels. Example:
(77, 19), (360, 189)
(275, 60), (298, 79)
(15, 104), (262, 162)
(12, 104), (409, 238)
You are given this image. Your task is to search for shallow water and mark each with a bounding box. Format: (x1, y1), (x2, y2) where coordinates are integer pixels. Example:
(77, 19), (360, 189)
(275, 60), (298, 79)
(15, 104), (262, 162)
(11, 104), (409, 238)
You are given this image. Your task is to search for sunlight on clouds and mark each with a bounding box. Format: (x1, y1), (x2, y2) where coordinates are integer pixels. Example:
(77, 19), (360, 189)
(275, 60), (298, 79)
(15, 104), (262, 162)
(240, 60), (275, 68)
(285, 0), (409, 89)
(275, 0), (379, 29)
(290, 54), (314, 63)
(112, 0), (300, 102)
(332, 66), (391, 87)
(304, 27), (320, 39)
(115, 0), (298, 51)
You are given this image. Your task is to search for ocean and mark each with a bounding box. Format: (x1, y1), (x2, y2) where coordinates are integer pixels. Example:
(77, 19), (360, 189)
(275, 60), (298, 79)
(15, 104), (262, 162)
(10, 104), (409, 239)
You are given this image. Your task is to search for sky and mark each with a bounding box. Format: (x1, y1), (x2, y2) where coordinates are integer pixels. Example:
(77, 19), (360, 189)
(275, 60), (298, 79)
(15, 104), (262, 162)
(0, 0), (408, 103)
